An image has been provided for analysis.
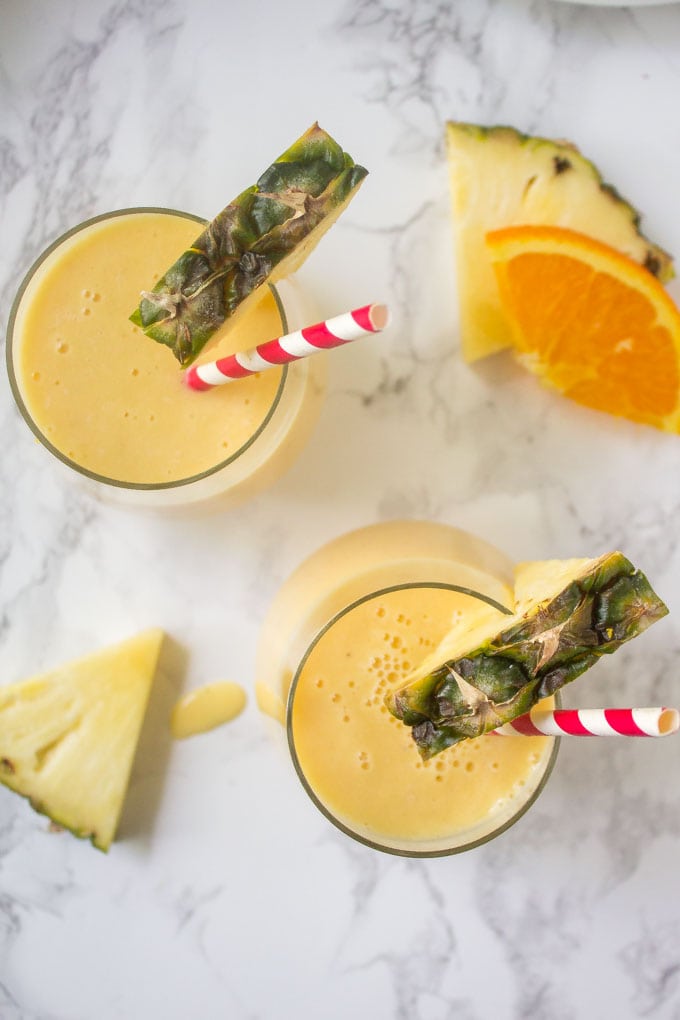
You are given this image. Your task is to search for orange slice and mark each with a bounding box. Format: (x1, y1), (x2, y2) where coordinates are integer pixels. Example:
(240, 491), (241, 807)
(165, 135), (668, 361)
(486, 225), (680, 432)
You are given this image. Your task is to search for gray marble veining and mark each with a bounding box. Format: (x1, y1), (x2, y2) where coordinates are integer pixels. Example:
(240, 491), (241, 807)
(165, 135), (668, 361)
(1, 0), (680, 1017)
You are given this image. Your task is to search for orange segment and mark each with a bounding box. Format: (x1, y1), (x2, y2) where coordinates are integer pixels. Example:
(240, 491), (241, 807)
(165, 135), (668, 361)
(486, 225), (680, 432)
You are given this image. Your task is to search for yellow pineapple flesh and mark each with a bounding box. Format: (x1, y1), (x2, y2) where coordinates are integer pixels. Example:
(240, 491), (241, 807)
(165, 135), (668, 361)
(446, 122), (674, 363)
(0, 629), (164, 851)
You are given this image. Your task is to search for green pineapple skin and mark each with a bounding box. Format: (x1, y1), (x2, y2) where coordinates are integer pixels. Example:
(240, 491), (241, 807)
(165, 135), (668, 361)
(130, 123), (368, 365)
(387, 553), (669, 760)
(0, 760), (106, 851)
(449, 122), (674, 283)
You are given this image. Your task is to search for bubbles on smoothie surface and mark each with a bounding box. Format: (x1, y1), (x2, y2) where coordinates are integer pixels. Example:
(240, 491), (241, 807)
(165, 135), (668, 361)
(303, 589), (526, 796)
(79, 287), (101, 316)
(362, 601), (487, 784)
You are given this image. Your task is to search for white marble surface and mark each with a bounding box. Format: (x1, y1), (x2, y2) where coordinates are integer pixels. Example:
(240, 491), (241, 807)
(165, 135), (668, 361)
(2, 1), (680, 1017)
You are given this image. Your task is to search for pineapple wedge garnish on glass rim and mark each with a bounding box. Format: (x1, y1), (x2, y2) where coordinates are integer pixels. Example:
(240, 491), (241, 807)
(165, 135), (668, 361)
(386, 553), (668, 759)
(131, 122), (368, 366)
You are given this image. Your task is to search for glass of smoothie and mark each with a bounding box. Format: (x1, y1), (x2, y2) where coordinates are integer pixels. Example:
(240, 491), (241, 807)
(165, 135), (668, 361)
(256, 521), (559, 856)
(6, 208), (325, 510)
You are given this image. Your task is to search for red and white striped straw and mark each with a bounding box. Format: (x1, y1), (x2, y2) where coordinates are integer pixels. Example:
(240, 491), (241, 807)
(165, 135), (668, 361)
(491, 706), (679, 738)
(185, 303), (390, 391)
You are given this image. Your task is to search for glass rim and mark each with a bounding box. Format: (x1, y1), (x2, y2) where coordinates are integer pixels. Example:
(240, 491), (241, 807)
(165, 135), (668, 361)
(286, 580), (560, 858)
(5, 206), (290, 492)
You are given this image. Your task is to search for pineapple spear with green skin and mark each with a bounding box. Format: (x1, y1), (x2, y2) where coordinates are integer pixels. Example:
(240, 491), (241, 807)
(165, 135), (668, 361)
(131, 123), (368, 366)
(0, 629), (164, 851)
(447, 122), (674, 363)
(386, 554), (668, 759)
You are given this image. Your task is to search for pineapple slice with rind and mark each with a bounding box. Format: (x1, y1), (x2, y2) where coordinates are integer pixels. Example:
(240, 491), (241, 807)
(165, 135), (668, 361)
(0, 629), (164, 851)
(447, 122), (674, 363)
(386, 553), (667, 759)
(131, 122), (368, 365)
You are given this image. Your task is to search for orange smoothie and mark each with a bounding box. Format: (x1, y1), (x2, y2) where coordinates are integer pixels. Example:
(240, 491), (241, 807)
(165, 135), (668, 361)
(257, 522), (558, 855)
(8, 209), (324, 507)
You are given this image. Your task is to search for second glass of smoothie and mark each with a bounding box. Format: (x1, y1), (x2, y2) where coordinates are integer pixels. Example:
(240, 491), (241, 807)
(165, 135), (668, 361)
(256, 521), (559, 857)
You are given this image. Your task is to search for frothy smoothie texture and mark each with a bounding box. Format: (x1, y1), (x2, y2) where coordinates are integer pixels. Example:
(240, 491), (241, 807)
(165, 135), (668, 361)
(291, 583), (554, 851)
(257, 522), (558, 855)
(9, 210), (321, 504)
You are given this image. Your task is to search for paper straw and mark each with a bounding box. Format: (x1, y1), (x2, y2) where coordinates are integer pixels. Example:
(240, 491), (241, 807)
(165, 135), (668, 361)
(185, 303), (390, 391)
(491, 707), (679, 738)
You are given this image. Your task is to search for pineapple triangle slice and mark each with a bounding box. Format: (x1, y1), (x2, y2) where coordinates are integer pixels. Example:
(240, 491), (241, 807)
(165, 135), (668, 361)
(0, 629), (164, 851)
(446, 122), (674, 363)
(386, 553), (668, 758)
